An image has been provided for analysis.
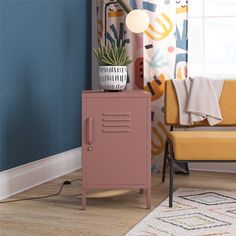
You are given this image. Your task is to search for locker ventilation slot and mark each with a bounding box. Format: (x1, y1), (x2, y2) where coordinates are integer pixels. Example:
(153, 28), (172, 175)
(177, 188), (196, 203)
(102, 112), (131, 133)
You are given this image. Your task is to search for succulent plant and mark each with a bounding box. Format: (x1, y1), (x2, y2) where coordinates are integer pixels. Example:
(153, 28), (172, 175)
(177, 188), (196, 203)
(93, 40), (132, 66)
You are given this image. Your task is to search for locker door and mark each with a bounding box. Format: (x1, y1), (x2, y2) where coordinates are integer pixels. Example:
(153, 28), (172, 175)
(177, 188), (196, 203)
(84, 97), (149, 186)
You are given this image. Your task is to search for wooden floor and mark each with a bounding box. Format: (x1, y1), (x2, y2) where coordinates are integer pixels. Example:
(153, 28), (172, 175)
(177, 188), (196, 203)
(0, 170), (235, 236)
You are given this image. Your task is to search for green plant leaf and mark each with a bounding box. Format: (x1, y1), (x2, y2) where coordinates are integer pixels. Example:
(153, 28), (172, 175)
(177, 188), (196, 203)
(93, 39), (132, 66)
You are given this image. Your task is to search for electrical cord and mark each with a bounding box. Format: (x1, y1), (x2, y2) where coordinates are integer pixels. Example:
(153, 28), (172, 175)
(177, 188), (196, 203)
(0, 178), (81, 204)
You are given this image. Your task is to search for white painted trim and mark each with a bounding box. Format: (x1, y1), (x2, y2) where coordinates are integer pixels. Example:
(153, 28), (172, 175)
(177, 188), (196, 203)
(190, 167), (236, 174)
(0, 147), (82, 200)
(189, 163), (236, 174)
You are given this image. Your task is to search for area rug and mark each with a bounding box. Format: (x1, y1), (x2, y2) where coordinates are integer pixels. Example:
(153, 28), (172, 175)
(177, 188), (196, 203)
(125, 188), (236, 236)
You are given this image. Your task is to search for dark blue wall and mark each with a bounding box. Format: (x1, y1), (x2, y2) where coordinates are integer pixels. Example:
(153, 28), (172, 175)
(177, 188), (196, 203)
(0, 0), (91, 171)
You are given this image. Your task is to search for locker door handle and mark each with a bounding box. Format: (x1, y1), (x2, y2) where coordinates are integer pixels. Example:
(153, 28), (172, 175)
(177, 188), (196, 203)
(88, 117), (93, 145)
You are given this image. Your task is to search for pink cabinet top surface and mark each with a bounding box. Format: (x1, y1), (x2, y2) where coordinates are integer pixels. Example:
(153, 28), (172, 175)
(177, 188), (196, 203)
(82, 90), (151, 98)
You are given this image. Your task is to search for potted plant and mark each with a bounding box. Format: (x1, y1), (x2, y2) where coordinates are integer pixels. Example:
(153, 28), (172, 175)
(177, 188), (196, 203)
(93, 40), (132, 91)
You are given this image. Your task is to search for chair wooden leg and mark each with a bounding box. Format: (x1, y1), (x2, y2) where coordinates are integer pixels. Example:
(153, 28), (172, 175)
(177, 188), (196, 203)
(169, 141), (174, 208)
(139, 188), (144, 194)
(162, 140), (168, 183)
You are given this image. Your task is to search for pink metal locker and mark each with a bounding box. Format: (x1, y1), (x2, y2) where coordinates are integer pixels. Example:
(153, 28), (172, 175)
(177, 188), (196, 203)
(82, 91), (151, 209)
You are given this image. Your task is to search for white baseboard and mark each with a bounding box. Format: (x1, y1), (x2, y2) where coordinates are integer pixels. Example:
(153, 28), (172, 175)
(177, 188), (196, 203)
(189, 163), (236, 174)
(0, 147), (82, 200)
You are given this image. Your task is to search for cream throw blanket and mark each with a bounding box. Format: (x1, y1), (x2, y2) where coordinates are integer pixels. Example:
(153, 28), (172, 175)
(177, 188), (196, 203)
(172, 77), (224, 126)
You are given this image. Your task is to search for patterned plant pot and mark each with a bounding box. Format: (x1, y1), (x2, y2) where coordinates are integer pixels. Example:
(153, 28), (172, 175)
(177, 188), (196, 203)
(99, 66), (127, 91)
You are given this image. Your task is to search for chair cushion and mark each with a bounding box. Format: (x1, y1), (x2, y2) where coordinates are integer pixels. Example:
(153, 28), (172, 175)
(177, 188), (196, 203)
(168, 131), (236, 161)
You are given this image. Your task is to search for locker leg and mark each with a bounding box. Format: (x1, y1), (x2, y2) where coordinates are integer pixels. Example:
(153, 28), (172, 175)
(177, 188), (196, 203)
(82, 189), (86, 210)
(146, 188), (151, 209)
(139, 188), (144, 194)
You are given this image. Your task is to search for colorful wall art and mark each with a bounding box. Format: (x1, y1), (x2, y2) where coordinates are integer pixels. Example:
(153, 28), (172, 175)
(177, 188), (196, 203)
(96, 0), (188, 172)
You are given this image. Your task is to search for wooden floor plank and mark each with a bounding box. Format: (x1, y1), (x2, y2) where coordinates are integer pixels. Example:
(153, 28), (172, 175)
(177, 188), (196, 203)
(0, 170), (235, 236)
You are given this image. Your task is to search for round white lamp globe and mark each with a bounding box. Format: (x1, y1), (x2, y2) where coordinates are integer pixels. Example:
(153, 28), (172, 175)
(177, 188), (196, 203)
(125, 9), (150, 33)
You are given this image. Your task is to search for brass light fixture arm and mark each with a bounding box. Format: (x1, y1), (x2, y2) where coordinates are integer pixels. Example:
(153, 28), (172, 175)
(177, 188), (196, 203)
(117, 0), (133, 13)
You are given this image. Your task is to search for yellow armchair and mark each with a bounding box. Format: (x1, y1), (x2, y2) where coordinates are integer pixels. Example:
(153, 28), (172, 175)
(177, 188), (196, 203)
(164, 80), (236, 207)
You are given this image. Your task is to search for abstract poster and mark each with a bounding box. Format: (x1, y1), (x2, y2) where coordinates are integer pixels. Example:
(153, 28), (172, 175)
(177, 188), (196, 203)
(96, 0), (188, 172)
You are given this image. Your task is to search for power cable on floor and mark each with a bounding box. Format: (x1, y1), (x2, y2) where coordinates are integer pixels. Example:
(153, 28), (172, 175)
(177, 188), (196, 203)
(0, 178), (81, 204)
